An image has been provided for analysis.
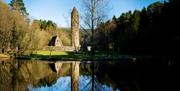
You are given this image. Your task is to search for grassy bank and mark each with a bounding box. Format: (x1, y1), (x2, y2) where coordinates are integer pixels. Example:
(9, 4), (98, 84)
(15, 50), (168, 61)
(32, 50), (69, 56)
(18, 50), (126, 61)
(0, 54), (10, 58)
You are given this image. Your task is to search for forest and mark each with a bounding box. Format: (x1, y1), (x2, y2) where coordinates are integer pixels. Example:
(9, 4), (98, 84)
(93, 0), (180, 55)
(0, 0), (71, 56)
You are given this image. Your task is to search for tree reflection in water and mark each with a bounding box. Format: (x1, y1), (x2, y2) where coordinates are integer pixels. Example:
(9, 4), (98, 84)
(1, 58), (170, 91)
(0, 59), (120, 91)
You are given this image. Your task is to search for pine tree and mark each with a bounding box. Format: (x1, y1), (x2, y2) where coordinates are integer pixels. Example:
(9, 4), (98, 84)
(9, 0), (28, 15)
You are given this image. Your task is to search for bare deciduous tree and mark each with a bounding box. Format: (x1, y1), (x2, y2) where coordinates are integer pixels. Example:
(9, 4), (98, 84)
(82, 0), (109, 52)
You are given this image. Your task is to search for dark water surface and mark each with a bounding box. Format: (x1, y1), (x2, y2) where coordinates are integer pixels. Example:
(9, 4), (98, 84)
(0, 57), (175, 91)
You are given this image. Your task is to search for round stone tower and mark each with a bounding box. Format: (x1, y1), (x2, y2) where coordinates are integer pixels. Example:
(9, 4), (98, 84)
(71, 7), (80, 51)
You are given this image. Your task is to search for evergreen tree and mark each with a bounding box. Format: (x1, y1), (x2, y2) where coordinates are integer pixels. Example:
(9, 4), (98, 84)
(9, 0), (28, 15)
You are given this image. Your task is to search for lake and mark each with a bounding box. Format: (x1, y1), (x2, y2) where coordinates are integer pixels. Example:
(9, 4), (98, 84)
(0, 57), (174, 91)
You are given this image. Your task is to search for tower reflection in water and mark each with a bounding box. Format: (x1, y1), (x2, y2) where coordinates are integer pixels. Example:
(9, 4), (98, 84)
(0, 60), (119, 91)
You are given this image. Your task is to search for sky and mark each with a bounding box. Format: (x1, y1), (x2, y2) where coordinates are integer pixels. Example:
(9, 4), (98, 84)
(3, 0), (163, 27)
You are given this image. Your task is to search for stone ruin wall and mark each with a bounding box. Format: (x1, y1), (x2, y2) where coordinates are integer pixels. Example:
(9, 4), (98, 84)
(46, 7), (80, 52)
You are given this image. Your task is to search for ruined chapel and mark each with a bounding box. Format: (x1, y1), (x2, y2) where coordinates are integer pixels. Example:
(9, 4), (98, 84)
(48, 7), (80, 51)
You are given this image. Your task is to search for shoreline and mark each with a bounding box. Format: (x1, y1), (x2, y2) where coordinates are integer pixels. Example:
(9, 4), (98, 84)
(0, 54), (10, 58)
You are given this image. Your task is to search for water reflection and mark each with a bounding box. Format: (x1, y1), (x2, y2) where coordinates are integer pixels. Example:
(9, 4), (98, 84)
(0, 59), (61, 91)
(28, 76), (71, 91)
(0, 59), (120, 91)
(29, 75), (119, 91)
(0, 58), (171, 91)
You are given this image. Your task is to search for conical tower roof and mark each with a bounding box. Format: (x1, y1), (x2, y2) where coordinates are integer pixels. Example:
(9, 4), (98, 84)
(71, 6), (78, 14)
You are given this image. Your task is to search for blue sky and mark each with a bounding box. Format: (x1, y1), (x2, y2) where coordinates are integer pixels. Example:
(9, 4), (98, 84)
(3, 0), (162, 27)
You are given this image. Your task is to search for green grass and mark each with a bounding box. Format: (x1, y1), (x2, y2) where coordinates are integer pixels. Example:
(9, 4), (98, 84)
(0, 54), (10, 58)
(19, 50), (77, 60)
(32, 50), (70, 56)
(18, 50), (128, 61)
